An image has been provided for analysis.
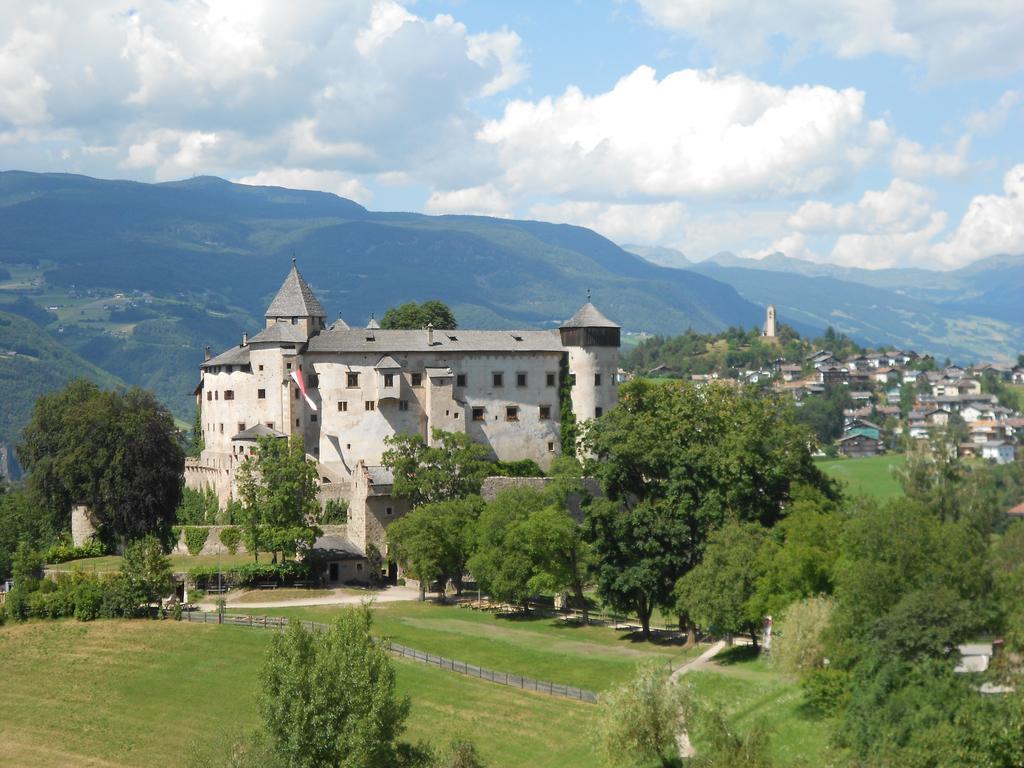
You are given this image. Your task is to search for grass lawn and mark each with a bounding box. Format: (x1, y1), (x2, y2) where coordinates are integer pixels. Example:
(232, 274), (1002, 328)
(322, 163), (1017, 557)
(52, 552), (262, 574)
(816, 453), (906, 500)
(238, 600), (701, 692)
(686, 646), (837, 766)
(0, 619), (598, 768)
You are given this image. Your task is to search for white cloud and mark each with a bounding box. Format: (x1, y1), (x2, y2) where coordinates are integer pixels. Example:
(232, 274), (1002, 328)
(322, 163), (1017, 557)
(479, 66), (880, 202)
(424, 184), (511, 217)
(788, 179), (936, 234)
(467, 28), (526, 96)
(891, 135), (970, 180)
(933, 163), (1024, 267)
(236, 167), (373, 204)
(0, 24), (54, 126)
(528, 201), (688, 245)
(635, 0), (1024, 80)
(966, 90), (1022, 135)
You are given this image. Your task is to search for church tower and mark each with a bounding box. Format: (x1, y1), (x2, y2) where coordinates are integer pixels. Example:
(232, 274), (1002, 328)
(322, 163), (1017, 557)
(764, 304), (777, 338)
(560, 301), (620, 422)
(264, 260), (327, 340)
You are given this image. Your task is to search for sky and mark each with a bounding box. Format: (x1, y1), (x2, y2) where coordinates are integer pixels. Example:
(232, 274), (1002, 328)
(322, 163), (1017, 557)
(1, 1), (1022, 271)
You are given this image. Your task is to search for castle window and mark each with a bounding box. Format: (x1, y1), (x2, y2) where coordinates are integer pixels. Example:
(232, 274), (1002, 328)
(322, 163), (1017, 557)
(338, 401), (348, 412)
(265, 422), (274, 429)
(399, 400), (409, 411)
(472, 407), (485, 421)
(456, 373), (467, 387)
(258, 365), (264, 371)
(237, 423), (245, 433)
(206, 391), (212, 401)
(516, 372), (527, 387)
(365, 401), (375, 411)
(215, 391), (219, 400)
(257, 388), (266, 399)
(310, 414), (318, 423)
(411, 373), (422, 387)
(546, 372), (556, 387)
(506, 406), (519, 422)
(383, 373), (394, 387)
(595, 407), (603, 418)
(548, 441), (555, 452)
(294, 388), (300, 399)
(286, 362), (292, 370)
(295, 418), (300, 427)
(594, 373), (602, 386)
(347, 372), (359, 387)
(492, 372), (503, 388)
(219, 423), (224, 433)
(291, 317), (298, 324)
(539, 405), (551, 420)
(385, 506), (393, 516)
(224, 390), (234, 400)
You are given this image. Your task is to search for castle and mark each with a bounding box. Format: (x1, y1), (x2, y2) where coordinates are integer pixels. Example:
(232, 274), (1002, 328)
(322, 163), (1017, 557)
(184, 262), (619, 581)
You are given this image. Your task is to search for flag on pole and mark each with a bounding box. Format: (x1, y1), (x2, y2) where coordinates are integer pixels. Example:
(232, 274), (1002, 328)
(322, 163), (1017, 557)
(290, 369), (318, 411)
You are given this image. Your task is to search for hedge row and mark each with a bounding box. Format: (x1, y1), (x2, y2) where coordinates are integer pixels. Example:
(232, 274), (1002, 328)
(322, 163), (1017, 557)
(3, 572), (148, 622)
(188, 559), (311, 587)
(44, 538), (106, 564)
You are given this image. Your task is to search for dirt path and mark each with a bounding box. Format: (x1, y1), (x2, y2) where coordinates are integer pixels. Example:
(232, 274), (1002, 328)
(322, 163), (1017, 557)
(199, 584), (422, 610)
(671, 640), (727, 759)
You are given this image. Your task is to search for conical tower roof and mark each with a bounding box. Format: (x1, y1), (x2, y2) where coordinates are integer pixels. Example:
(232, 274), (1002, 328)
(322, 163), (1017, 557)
(561, 302), (618, 329)
(265, 261), (326, 318)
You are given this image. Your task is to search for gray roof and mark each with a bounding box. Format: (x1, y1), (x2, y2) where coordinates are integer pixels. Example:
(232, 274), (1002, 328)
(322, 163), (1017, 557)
(307, 328), (564, 354)
(201, 345), (251, 369)
(248, 322), (310, 344)
(232, 424), (287, 441)
(374, 355), (402, 370)
(331, 317), (351, 330)
(265, 263), (326, 318)
(561, 302), (619, 329)
(311, 534), (364, 560)
(365, 466), (394, 486)
(366, 317), (381, 329)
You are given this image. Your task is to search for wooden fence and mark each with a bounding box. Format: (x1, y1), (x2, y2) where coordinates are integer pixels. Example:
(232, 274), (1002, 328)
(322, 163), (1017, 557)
(181, 610), (598, 703)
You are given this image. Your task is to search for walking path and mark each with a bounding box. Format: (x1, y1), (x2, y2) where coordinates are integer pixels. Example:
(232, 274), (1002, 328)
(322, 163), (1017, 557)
(198, 584), (421, 610)
(671, 640), (727, 759)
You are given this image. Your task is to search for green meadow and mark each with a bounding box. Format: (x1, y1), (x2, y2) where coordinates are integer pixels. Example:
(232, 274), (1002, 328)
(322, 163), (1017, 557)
(816, 453), (907, 500)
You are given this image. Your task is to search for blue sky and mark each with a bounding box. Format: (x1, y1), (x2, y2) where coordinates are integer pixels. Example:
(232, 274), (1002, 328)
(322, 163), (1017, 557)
(1, 0), (1021, 270)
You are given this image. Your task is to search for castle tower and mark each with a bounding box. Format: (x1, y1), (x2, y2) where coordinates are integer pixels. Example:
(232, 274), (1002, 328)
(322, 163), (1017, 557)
(764, 304), (777, 338)
(264, 260), (327, 340)
(560, 301), (620, 422)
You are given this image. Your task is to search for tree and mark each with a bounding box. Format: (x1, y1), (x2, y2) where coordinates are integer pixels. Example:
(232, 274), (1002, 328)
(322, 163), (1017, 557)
(120, 535), (173, 615)
(583, 380), (832, 639)
(237, 435), (321, 562)
(382, 429), (491, 508)
(675, 523), (768, 646)
(793, 384), (852, 446)
(592, 664), (690, 768)
(521, 505), (595, 621)
(17, 380), (184, 546)
(770, 596), (835, 677)
(188, 405), (204, 458)
(387, 496), (484, 600)
(259, 605), (419, 768)
(468, 487), (546, 609)
(380, 300), (457, 330)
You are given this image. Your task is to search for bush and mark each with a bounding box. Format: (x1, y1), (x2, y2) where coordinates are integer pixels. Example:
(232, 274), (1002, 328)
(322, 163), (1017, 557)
(184, 527), (210, 556)
(771, 596), (835, 677)
(4, 586), (30, 621)
(188, 560), (311, 588)
(44, 537), (107, 564)
(319, 499), (349, 524)
(490, 459), (545, 478)
(73, 577), (105, 621)
(219, 527), (241, 554)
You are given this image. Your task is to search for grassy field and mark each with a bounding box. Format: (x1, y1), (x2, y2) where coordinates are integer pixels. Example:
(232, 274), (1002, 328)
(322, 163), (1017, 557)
(52, 552), (260, 573)
(236, 600), (700, 692)
(0, 619), (598, 768)
(687, 646), (837, 765)
(816, 453), (906, 500)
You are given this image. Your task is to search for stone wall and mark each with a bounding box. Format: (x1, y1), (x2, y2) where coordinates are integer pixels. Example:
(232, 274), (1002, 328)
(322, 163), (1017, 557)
(71, 504), (100, 546)
(172, 525), (247, 556)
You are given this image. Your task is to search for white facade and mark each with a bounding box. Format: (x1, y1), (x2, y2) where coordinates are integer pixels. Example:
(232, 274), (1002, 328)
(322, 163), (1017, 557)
(186, 265), (620, 504)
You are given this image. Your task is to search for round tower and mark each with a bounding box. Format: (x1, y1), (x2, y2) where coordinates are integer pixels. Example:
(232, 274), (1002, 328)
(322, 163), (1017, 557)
(560, 301), (621, 422)
(764, 304), (777, 338)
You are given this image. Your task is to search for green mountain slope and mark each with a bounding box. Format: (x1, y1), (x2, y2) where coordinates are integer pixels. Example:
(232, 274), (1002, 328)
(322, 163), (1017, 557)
(0, 310), (123, 477)
(0, 171), (766, 423)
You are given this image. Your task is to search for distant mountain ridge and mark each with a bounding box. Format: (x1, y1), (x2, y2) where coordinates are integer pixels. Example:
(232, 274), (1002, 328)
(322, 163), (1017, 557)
(0, 170), (768, 435)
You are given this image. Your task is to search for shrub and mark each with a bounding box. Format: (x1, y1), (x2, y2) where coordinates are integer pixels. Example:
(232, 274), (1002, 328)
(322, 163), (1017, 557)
(771, 596), (835, 677)
(73, 577), (105, 621)
(184, 527), (210, 556)
(187, 560), (311, 588)
(219, 527), (241, 554)
(4, 586), (30, 621)
(44, 537), (107, 564)
(320, 499), (349, 524)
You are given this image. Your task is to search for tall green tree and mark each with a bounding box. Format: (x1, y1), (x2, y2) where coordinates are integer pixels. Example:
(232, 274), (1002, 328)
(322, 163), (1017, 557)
(380, 300), (457, 330)
(236, 434), (321, 562)
(468, 487), (545, 609)
(583, 380), (831, 639)
(387, 496), (484, 600)
(258, 605), (423, 768)
(382, 429), (491, 508)
(675, 522), (769, 646)
(17, 379), (184, 545)
(188, 405), (204, 458)
(120, 535), (174, 615)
